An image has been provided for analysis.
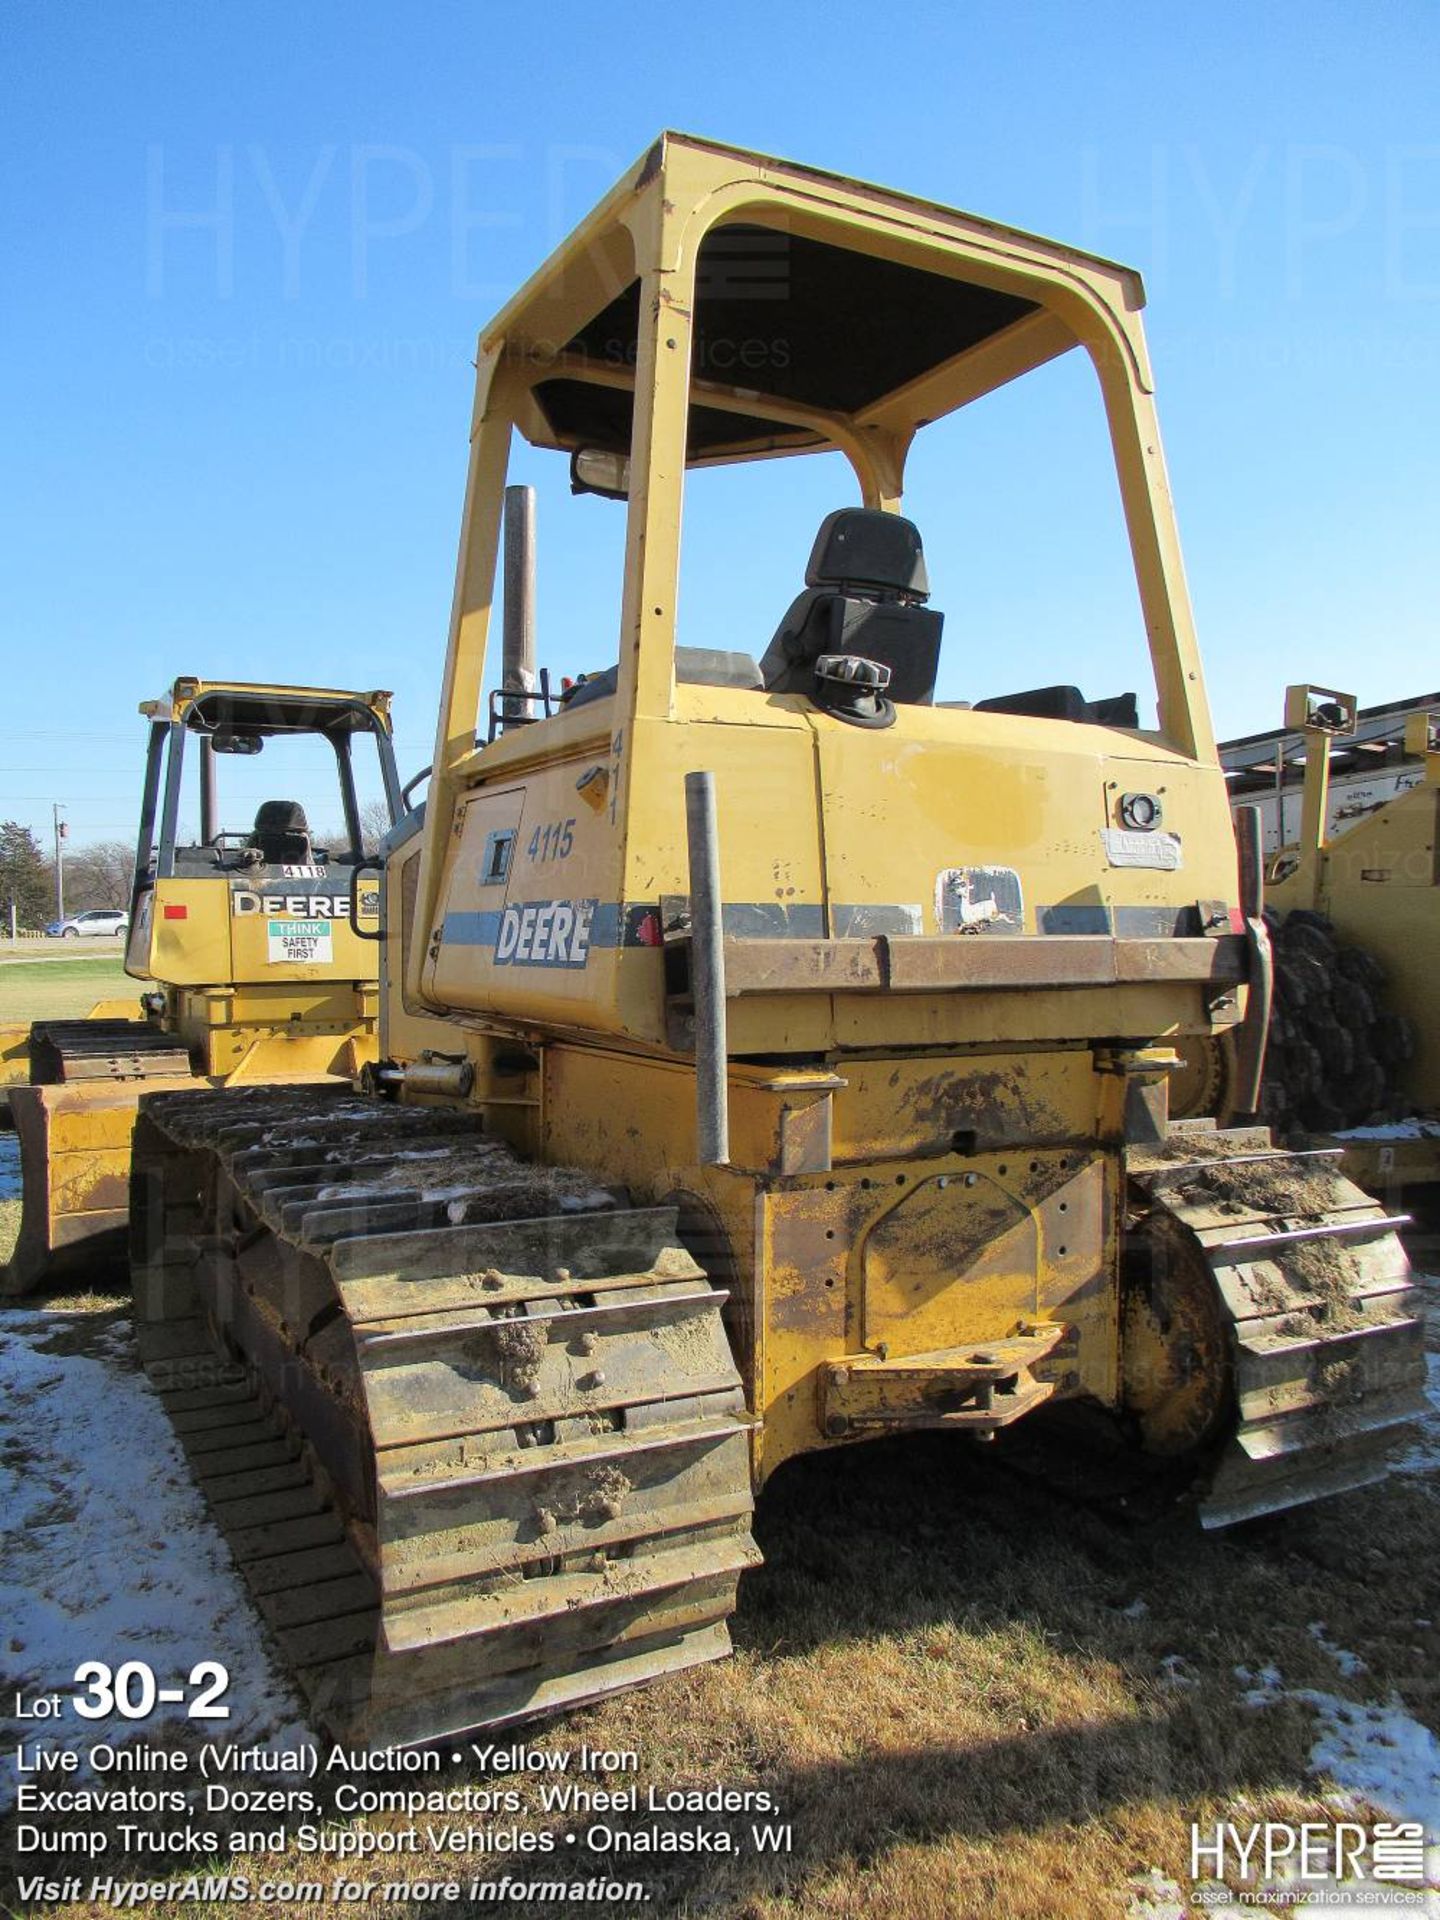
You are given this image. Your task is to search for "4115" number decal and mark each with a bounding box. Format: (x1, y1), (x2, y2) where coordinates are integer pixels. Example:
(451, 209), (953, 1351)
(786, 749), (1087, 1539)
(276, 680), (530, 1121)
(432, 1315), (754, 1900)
(527, 818), (575, 863)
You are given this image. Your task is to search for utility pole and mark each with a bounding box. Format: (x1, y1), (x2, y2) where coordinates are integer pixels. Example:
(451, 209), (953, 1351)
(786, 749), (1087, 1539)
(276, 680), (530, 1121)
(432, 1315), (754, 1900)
(53, 802), (66, 922)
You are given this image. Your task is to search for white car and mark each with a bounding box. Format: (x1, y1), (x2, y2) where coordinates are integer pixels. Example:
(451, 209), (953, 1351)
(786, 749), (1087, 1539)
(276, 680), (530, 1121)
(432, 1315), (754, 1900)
(49, 908), (129, 939)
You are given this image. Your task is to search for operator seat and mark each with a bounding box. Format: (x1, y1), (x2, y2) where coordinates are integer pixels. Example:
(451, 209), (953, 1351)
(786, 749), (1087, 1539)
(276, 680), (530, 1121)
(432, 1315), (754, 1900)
(248, 800), (313, 865)
(758, 508), (944, 705)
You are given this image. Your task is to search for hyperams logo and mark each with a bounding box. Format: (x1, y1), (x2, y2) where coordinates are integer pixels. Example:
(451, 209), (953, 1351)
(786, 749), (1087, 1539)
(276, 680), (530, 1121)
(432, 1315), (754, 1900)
(495, 899), (597, 969)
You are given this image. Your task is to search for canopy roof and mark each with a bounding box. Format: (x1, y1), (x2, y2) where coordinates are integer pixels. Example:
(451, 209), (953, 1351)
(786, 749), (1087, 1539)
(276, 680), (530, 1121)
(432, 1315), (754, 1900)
(489, 132), (1148, 469)
(142, 680), (394, 738)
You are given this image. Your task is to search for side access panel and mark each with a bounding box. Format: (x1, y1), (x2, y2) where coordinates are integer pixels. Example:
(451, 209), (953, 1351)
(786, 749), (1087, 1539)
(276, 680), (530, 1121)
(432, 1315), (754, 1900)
(426, 775), (631, 1031)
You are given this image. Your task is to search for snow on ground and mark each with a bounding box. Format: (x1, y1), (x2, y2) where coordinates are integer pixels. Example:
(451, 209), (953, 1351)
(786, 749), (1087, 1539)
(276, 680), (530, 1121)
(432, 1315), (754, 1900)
(1138, 1372), (1440, 1920)
(1131, 1653), (1440, 1919)
(1306, 1622), (1367, 1677)
(1258, 1676), (1438, 1837)
(1335, 1119), (1440, 1140)
(1121, 1866), (1186, 1919)
(1307, 1693), (1440, 1840)
(1236, 1650), (1439, 1832)
(1229, 1653), (1440, 1912)
(0, 1131), (19, 1199)
(0, 1309), (305, 1807)
(1396, 1352), (1440, 1481)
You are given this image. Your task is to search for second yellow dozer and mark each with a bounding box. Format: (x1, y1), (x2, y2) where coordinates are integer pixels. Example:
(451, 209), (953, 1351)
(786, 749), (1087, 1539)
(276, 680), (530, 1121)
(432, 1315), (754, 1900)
(128, 135), (1427, 1748)
(1266, 689), (1440, 1192)
(1175, 685), (1440, 1199)
(6, 678), (405, 1293)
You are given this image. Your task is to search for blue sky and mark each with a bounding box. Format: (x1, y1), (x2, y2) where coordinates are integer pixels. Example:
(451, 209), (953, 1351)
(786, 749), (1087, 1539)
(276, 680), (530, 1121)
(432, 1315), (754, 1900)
(2, 0), (1436, 855)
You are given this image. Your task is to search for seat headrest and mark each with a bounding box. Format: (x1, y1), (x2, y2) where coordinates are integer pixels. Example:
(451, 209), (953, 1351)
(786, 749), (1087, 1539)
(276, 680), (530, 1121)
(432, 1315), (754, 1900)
(253, 800), (309, 834)
(804, 508), (929, 597)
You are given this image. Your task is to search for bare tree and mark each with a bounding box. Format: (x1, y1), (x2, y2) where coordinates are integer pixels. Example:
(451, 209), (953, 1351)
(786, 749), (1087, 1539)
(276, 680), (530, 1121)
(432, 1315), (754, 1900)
(359, 798), (393, 854)
(311, 802), (394, 861)
(64, 839), (134, 911)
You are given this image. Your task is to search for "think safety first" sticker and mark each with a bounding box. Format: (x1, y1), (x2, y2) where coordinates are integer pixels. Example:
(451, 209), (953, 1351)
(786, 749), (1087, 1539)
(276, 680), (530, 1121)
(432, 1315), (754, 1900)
(267, 918), (333, 964)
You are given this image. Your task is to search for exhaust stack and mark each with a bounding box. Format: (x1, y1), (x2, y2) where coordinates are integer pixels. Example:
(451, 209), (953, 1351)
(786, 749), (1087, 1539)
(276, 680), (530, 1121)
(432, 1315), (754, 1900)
(502, 484), (537, 725)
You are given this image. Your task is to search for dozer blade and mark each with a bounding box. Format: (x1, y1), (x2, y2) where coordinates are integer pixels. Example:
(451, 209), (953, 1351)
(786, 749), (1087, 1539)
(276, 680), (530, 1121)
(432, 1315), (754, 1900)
(4, 1013), (197, 1294)
(131, 1085), (760, 1747)
(6, 1079), (187, 1295)
(2, 1009), (179, 1125)
(0, 1022), (30, 1107)
(29, 1017), (192, 1083)
(1129, 1134), (1428, 1528)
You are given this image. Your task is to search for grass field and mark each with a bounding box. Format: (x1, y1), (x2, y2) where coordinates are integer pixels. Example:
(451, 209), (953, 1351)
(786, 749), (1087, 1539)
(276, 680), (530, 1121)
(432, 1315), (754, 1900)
(0, 954), (129, 1023)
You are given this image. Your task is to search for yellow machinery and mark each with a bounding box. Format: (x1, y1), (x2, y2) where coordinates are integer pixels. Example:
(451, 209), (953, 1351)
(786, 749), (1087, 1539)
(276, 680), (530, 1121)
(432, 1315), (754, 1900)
(2, 1003), (134, 1104)
(2, 999), (136, 1117)
(1258, 686), (1440, 1190)
(6, 678), (404, 1293)
(128, 137), (1426, 1748)
(0, 1028), (26, 1096)
(1174, 686), (1440, 1197)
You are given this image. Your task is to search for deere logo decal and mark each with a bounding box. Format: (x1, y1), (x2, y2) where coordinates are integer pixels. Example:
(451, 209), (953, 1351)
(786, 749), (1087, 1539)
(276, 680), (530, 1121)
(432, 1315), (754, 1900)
(494, 899), (596, 969)
(232, 890), (352, 919)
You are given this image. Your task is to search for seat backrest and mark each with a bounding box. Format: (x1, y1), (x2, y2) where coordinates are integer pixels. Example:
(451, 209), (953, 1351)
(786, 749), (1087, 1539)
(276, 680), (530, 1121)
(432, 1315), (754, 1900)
(804, 507), (930, 596)
(249, 799), (313, 865)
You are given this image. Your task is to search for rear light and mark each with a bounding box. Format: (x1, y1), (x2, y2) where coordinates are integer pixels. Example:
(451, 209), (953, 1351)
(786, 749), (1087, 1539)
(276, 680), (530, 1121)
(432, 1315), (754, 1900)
(163, 904), (188, 920)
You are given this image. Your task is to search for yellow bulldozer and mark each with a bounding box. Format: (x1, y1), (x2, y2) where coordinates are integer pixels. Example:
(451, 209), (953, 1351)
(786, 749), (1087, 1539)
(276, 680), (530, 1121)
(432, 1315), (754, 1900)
(127, 136), (1426, 1749)
(1175, 685), (1440, 1201)
(1265, 688), (1440, 1179)
(5, 677), (406, 1293)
